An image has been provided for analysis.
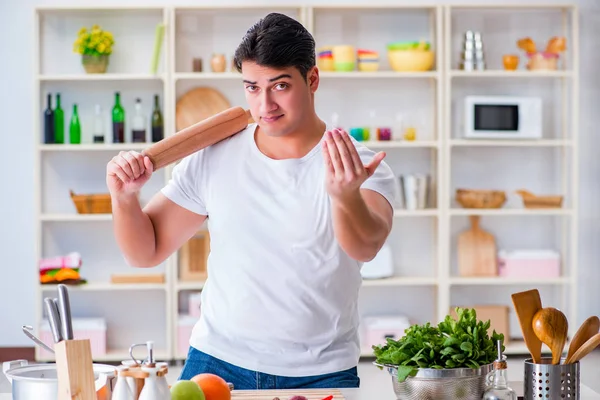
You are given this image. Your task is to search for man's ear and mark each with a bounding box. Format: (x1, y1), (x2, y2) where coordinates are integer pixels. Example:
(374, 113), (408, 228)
(308, 66), (319, 93)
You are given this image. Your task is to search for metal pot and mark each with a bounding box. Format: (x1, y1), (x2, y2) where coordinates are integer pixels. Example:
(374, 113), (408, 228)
(3, 359), (117, 400)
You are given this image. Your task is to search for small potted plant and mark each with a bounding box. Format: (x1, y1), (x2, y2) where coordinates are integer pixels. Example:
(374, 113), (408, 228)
(73, 24), (114, 73)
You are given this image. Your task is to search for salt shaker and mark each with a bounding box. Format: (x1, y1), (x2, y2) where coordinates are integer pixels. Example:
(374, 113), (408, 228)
(482, 340), (517, 400)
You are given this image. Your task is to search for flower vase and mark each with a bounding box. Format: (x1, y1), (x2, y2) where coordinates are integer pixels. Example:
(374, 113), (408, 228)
(82, 54), (109, 74)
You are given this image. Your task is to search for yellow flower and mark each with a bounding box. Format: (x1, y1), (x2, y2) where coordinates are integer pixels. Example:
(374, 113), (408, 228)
(78, 27), (87, 36)
(97, 43), (106, 53)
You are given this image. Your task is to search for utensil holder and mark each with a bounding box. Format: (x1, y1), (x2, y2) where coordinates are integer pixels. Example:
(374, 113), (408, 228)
(524, 357), (580, 400)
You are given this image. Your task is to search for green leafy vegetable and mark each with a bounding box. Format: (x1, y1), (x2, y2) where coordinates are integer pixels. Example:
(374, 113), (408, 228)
(373, 307), (504, 382)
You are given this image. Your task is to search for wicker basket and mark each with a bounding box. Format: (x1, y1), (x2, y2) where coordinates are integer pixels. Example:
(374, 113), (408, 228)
(70, 190), (112, 214)
(456, 189), (506, 209)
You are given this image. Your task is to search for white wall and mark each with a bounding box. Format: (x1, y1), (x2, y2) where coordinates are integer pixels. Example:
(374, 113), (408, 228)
(0, 0), (598, 347)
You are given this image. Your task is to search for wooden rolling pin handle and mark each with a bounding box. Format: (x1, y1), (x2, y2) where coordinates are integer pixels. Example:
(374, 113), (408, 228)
(141, 107), (252, 171)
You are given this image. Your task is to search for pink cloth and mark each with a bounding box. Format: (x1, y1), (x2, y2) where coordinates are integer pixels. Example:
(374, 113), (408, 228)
(39, 252), (82, 272)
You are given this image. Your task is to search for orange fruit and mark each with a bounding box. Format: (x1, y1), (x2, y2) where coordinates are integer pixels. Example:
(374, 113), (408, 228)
(190, 373), (231, 400)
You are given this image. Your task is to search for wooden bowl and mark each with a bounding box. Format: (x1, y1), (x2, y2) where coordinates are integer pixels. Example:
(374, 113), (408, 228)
(456, 189), (507, 209)
(516, 190), (563, 208)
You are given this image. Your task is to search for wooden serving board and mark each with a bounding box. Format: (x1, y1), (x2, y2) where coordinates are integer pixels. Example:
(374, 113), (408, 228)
(457, 215), (497, 276)
(231, 388), (345, 399)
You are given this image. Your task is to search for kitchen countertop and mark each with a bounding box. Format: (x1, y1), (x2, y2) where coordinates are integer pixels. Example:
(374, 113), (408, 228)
(339, 381), (600, 400)
(2, 369), (599, 399)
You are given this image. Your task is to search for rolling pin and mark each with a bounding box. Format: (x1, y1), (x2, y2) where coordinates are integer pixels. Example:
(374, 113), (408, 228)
(141, 106), (251, 170)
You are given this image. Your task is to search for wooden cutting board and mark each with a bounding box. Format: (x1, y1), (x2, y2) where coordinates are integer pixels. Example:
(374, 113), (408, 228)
(457, 215), (497, 276)
(231, 388), (345, 399)
(176, 87), (232, 131)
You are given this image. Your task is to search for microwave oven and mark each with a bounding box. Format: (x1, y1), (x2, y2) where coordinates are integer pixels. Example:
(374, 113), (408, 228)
(463, 95), (542, 139)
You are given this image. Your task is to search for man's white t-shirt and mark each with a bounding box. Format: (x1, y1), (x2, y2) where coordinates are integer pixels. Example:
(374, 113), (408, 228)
(161, 123), (397, 377)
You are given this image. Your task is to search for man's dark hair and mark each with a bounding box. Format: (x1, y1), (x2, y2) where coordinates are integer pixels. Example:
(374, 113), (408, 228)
(234, 13), (316, 80)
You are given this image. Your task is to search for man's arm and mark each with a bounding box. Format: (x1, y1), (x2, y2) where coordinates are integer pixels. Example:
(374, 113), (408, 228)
(113, 192), (207, 268)
(322, 128), (395, 262)
(107, 150), (207, 268)
(331, 189), (393, 262)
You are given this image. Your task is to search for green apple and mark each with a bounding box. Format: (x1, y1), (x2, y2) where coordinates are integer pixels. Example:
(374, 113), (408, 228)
(170, 380), (205, 400)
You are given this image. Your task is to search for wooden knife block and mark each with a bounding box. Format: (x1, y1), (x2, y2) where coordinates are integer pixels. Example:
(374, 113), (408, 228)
(55, 339), (96, 400)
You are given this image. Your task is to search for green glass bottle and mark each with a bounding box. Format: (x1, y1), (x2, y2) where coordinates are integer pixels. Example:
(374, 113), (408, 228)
(112, 92), (125, 143)
(54, 93), (64, 144)
(151, 94), (164, 142)
(69, 104), (81, 144)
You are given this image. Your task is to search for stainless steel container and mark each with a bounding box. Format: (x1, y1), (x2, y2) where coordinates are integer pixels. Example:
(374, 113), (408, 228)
(3, 359), (117, 400)
(400, 174), (429, 210)
(377, 362), (494, 400)
(524, 357), (580, 400)
(460, 30), (486, 71)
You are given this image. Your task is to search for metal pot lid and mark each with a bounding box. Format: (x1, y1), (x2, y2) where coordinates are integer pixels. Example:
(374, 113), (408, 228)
(5, 362), (116, 382)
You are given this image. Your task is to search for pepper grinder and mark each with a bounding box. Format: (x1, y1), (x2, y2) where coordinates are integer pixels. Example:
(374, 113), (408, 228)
(482, 340), (517, 400)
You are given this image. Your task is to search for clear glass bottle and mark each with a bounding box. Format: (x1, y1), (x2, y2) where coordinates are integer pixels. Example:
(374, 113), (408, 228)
(482, 340), (517, 400)
(93, 104), (105, 143)
(132, 98), (146, 143)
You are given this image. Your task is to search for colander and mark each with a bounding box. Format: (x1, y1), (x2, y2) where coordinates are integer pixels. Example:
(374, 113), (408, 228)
(375, 362), (494, 400)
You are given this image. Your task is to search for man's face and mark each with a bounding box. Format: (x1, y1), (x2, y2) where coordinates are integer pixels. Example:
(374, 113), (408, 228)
(241, 61), (319, 137)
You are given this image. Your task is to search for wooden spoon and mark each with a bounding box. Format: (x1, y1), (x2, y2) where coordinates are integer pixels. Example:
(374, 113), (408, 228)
(532, 307), (569, 364)
(564, 316), (600, 364)
(564, 332), (600, 364)
(511, 289), (543, 363)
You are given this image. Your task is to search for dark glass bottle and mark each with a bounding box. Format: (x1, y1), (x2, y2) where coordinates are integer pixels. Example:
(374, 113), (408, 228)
(151, 94), (164, 142)
(54, 93), (64, 144)
(44, 93), (54, 144)
(112, 92), (125, 143)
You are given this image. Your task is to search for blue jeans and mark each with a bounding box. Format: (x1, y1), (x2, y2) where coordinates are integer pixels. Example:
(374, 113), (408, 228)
(178, 346), (360, 390)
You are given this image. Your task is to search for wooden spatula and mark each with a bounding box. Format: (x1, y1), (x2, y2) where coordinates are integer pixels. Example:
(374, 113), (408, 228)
(564, 332), (600, 364)
(142, 106), (251, 171)
(457, 215), (497, 276)
(565, 316), (600, 364)
(511, 289), (543, 363)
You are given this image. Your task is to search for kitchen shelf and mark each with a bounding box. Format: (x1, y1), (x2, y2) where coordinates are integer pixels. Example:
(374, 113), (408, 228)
(176, 281), (206, 291)
(32, 3), (579, 363)
(38, 74), (165, 82)
(38, 143), (149, 152)
(39, 283), (167, 291)
(449, 208), (572, 216)
(37, 348), (170, 363)
(449, 70), (573, 78)
(393, 209), (439, 217)
(449, 277), (571, 286)
(361, 140), (439, 148)
(362, 277), (437, 287)
(450, 139), (573, 147)
(41, 214), (112, 221)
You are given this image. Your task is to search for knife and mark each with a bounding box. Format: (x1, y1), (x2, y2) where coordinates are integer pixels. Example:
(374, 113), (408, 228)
(57, 284), (74, 340)
(51, 298), (62, 338)
(44, 297), (63, 343)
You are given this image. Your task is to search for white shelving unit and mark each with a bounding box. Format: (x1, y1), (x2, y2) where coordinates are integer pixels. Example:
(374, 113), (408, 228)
(33, 3), (578, 362)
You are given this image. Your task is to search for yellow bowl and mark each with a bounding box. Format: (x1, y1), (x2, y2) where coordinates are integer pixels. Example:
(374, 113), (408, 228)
(358, 60), (379, 72)
(333, 45), (356, 64)
(387, 50), (434, 72)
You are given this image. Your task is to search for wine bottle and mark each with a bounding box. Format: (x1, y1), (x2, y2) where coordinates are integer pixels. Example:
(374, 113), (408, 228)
(44, 93), (54, 144)
(132, 98), (146, 143)
(54, 93), (64, 144)
(69, 104), (81, 144)
(112, 91), (125, 143)
(151, 94), (164, 142)
(93, 104), (105, 143)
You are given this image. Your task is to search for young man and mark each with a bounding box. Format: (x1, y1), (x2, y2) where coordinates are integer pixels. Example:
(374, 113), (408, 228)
(106, 13), (397, 390)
